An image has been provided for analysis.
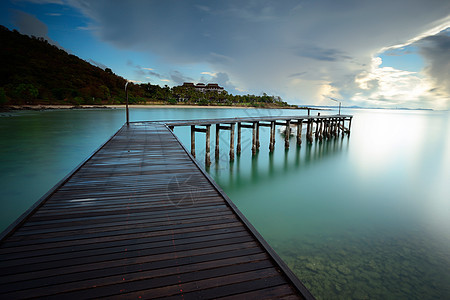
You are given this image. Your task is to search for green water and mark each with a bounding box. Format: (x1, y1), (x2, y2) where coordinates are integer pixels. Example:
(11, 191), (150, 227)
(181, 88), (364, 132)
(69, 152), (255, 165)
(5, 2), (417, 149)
(1, 107), (449, 299)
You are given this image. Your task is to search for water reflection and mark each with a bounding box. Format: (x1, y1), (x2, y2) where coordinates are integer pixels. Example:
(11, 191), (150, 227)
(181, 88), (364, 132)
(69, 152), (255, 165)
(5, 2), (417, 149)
(212, 135), (350, 189)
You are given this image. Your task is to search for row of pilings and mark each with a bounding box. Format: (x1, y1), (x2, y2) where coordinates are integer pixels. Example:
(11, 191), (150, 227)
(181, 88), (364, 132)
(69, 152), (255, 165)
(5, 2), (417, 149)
(168, 116), (352, 166)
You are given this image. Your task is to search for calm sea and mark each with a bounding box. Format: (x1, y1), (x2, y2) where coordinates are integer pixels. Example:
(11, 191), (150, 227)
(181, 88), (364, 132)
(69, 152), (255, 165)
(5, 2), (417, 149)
(0, 107), (449, 299)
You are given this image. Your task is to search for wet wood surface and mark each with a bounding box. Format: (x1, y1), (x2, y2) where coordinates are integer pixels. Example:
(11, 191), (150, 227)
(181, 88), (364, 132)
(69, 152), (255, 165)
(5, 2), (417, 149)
(0, 122), (313, 299)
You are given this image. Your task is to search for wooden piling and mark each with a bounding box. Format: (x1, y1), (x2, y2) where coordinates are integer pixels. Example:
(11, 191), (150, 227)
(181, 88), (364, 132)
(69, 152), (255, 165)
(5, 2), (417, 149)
(348, 118), (352, 136)
(237, 122), (242, 154)
(315, 119), (320, 139)
(256, 122), (260, 149)
(285, 120), (290, 148)
(230, 123), (235, 161)
(252, 122), (257, 155)
(306, 120), (312, 143)
(269, 121), (275, 152)
(318, 120), (323, 141)
(215, 124), (220, 158)
(297, 120), (302, 145)
(205, 125), (211, 166)
(191, 125), (196, 158)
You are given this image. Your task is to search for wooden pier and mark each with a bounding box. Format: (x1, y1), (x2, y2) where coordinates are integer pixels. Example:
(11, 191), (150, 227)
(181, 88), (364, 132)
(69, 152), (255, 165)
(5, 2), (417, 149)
(166, 114), (352, 166)
(0, 121), (319, 299)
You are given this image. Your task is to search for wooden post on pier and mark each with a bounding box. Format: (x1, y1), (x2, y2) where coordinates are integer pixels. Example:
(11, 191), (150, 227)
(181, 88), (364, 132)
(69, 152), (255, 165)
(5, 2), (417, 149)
(252, 122), (257, 155)
(191, 125), (196, 158)
(285, 120), (290, 148)
(205, 125), (211, 166)
(315, 119), (320, 139)
(230, 123), (235, 161)
(215, 124), (220, 158)
(237, 122), (242, 154)
(306, 119), (312, 143)
(348, 118), (352, 136)
(256, 122), (260, 149)
(318, 120), (323, 141)
(269, 121), (275, 152)
(297, 120), (302, 145)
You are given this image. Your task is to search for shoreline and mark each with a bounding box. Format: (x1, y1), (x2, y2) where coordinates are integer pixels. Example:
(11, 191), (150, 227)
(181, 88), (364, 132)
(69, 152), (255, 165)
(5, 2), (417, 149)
(3, 104), (305, 111)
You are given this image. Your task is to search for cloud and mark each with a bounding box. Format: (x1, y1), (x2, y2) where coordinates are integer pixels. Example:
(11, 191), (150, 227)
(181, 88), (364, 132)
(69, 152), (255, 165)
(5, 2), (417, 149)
(88, 58), (107, 69)
(67, 0), (450, 109)
(12, 10), (61, 47)
(418, 31), (450, 98)
(201, 72), (217, 76)
(170, 71), (193, 85)
(351, 57), (442, 108)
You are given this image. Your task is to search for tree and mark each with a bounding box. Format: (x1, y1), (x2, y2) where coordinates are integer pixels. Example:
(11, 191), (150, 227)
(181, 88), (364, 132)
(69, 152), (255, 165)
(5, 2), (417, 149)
(14, 83), (38, 104)
(0, 87), (7, 106)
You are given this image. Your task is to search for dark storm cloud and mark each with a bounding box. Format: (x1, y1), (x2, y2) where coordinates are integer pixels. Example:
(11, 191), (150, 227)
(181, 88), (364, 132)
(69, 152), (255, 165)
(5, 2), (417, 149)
(68, 0), (450, 107)
(418, 32), (450, 96)
(170, 71), (194, 85)
(12, 10), (61, 47)
(294, 45), (352, 62)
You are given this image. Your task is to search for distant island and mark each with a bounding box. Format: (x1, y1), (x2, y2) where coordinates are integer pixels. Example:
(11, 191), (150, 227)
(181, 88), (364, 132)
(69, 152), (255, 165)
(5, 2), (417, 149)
(0, 26), (293, 109)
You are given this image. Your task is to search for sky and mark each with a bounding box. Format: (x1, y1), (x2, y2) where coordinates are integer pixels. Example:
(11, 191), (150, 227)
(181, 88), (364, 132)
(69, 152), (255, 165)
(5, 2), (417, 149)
(1, 0), (450, 110)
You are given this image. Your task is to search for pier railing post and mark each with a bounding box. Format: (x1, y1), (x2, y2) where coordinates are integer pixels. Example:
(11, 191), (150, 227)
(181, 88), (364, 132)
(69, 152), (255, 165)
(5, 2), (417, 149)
(191, 125), (196, 158)
(205, 125), (211, 166)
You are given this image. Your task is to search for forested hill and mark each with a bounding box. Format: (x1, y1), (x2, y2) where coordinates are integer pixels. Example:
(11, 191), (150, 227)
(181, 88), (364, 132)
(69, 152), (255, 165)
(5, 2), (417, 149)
(0, 25), (127, 105)
(0, 26), (292, 108)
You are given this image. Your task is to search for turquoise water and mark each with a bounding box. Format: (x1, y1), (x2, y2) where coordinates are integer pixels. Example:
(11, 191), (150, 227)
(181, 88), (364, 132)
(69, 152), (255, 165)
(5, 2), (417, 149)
(1, 107), (449, 299)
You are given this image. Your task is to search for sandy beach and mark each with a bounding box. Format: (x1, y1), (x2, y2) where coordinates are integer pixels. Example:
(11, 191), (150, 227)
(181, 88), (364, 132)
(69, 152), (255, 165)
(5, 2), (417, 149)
(5, 104), (300, 111)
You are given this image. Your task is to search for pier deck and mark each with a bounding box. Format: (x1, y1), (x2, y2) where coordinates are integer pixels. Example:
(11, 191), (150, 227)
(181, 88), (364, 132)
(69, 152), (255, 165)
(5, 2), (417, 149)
(0, 122), (312, 299)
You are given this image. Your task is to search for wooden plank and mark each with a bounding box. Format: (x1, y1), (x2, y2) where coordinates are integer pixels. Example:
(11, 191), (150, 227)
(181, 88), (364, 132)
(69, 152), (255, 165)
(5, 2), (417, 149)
(0, 122), (315, 299)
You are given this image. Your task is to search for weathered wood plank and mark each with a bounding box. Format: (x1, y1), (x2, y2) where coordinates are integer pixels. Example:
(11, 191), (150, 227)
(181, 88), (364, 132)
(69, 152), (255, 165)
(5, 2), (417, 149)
(0, 122), (314, 299)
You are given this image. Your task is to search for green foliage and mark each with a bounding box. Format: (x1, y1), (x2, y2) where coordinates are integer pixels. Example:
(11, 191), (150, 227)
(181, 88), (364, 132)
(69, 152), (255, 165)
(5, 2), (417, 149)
(0, 87), (7, 106)
(167, 98), (177, 105)
(0, 25), (290, 107)
(14, 83), (38, 104)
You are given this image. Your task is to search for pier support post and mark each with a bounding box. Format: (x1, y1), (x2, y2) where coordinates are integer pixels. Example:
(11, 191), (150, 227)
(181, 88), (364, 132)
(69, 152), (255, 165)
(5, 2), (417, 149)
(318, 120), (323, 141)
(306, 119), (313, 143)
(297, 120), (302, 145)
(315, 119), (320, 139)
(348, 118), (352, 136)
(252, 122), (257, 155)
(237, 122), (242, 154)
(269, 121), (275, 152)
(191, 125), (196, 158)
(230, 123), (235, 161)
(205, 125), (211, 166)
(215, 124), (220, 158)
(256, 122), (260, 149)
(285, 120), (290, 148)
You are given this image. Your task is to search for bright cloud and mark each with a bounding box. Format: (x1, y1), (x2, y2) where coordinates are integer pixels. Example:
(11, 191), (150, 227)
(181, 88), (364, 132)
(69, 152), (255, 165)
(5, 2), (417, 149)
(201, 72), (217, 77)
(353, 57), (440, 108)
(8, 0), (450, 109)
